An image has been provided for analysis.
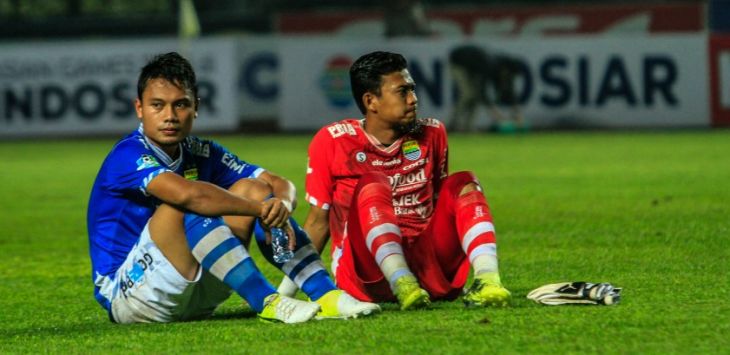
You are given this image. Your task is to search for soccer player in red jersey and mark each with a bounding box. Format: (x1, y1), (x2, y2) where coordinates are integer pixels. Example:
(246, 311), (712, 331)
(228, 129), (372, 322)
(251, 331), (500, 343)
(281, 51), (511, 309)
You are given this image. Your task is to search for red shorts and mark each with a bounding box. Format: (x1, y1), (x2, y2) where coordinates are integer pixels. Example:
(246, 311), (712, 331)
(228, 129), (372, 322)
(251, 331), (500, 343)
(332, 171), (478, 302)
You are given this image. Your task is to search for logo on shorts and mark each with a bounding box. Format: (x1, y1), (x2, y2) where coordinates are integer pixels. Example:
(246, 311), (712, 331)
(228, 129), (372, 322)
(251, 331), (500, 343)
(402, 140), (421, 161)
(356, 152), (367, 163)
(136, 154), (161, 171)
(127, 262), (145, 283)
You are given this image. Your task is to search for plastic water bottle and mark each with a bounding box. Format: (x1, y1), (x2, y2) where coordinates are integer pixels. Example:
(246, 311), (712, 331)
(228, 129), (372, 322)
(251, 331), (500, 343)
(271, 227), (294, 263)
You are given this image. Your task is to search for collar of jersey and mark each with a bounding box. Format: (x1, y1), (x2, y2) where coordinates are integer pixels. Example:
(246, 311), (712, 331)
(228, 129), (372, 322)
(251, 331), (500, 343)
(138, 124), (183, 170)
(358, 119), (404, 155)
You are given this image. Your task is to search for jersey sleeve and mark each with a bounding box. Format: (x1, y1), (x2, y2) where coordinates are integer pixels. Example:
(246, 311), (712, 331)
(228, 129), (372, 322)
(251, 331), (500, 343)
(305, 128), (335, 210)
(205, 139), (264, 189)
(103, 140), (172, 196)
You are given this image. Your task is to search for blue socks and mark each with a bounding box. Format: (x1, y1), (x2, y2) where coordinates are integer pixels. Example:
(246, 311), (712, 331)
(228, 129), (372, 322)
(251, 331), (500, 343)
(254, 217), (336, 301)
(184, 213), (275, 312)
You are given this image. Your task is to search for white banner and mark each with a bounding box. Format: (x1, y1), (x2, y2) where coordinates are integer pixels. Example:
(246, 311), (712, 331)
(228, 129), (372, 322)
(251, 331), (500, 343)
(236, 37), (279, 121)
(280, 34), (709, 130)
(0, 37), (238, 137)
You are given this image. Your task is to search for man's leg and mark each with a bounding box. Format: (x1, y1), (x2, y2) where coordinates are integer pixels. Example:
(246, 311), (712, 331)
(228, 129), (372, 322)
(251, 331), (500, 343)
(148, 204), (320, 323)
(428, 171), (511, 307)
(226, 178), (379, 319)
(343, 171), (430, 310)
(252, 218), (380, 319)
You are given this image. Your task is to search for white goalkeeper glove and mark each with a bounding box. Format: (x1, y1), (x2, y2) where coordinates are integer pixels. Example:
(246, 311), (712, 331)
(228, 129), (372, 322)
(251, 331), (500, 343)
(527, 281), (621, 305)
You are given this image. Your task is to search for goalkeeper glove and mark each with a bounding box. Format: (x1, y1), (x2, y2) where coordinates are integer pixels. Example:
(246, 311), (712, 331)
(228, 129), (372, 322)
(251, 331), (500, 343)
(527, 281), (621, 305)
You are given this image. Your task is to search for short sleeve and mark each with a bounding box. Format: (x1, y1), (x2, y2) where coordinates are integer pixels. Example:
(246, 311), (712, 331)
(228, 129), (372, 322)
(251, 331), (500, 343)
(103, 140), (172, 195)
(305, 128), (334, 210)
(204, 139), (264, 189)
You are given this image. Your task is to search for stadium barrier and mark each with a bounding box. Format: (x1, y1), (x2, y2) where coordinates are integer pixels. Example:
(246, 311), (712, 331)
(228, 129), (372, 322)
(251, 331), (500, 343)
(3, 33), (728, 137)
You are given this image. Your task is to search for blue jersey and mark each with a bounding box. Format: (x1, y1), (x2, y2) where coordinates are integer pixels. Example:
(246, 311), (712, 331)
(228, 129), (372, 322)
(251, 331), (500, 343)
(87, 127), (263, 310)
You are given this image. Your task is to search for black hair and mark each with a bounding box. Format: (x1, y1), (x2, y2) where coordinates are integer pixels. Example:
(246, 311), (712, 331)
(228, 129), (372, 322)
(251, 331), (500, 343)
(349, 51), (408, 114)
(137, 52), (197, 101)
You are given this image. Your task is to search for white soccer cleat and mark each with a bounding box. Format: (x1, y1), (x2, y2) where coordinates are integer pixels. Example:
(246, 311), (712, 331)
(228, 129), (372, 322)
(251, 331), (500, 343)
(315, 290), (381, 320)
(258, 293), (321, 324)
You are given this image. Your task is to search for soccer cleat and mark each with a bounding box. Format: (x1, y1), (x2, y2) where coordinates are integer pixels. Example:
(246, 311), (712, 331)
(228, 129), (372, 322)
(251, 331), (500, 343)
(463, 276), (511, 307)
(394, 275), (430, 310)
(314, 290), (381, 320)
(258, 293), (320, 324)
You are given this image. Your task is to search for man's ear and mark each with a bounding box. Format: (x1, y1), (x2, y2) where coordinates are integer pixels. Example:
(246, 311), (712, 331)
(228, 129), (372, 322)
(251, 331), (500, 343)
(363, 92), (378, 114)
(134, 98), (143, 120)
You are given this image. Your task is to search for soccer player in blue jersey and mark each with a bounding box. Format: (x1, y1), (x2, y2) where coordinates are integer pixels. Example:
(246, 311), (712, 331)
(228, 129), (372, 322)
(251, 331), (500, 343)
(87, 52), (379, 324)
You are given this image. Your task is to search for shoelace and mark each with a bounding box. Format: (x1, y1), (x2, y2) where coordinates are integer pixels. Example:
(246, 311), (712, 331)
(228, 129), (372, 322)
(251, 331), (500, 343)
(276, 297), (297, 320)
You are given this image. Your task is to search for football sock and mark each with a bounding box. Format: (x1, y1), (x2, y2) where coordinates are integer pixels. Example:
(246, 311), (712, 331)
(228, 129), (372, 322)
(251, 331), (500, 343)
(357, 181), (415, 290)
(456, 190), (501, 280)
(253, 217), (336, 301)
(184, 213), (275, 313)
(381, 254), (415, 290)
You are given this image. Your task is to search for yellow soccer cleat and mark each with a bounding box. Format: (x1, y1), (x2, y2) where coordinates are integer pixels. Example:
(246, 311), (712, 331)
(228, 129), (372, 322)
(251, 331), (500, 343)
(463, 274), (511, 307)
(394, 275), (430, 310)
(258, 293), (320, 324)
(314, 289), (381, 320)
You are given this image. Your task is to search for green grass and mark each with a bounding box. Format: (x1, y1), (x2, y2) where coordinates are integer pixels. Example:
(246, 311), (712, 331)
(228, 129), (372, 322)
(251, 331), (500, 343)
(1, 130), (728, 353)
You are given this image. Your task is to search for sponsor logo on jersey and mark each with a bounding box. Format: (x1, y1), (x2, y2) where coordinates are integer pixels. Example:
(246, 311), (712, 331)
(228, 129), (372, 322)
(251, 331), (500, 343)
(356, 152), (366, 163)
(372, 158), (401, 167)
(187, 140), (210, 158)
(136, 154), (161, 171)
(388, 168), (426, 190)
(221, 153), (245, 174)
(327, 122), (357, 138)
(184, 168), (198, 180)
(393, 192), (421, 207)
(422, 118), (440, 128)
(402, 140), (421, 161)
(401, 158), (427, 171)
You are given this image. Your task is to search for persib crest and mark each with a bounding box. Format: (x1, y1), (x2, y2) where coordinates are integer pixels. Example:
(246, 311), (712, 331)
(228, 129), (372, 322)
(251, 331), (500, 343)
(402, 140), (421, 161)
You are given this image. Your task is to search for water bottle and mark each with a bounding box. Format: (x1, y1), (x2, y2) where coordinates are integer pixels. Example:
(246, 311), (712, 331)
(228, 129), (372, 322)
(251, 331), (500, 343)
(271, 227), (294, 263)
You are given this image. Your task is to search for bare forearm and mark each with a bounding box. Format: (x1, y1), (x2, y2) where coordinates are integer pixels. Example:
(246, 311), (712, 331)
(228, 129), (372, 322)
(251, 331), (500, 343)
(303, 208), (330, 254)
(149, 175), (263, 217)
(183, 181), (263, 217)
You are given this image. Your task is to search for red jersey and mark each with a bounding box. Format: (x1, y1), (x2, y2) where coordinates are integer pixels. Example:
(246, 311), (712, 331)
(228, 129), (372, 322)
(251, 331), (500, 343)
(305, 118), (449, 248)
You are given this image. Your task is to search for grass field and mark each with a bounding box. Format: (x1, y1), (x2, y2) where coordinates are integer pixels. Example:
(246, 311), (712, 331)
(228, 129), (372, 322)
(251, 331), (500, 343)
(1, 130), (728, 353)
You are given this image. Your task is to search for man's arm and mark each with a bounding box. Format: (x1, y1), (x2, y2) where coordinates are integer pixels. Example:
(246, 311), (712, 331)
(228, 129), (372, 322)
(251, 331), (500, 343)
(255, 171), (296, 227)
(147, 172), (262, 217)
(303, 205), (330, 254)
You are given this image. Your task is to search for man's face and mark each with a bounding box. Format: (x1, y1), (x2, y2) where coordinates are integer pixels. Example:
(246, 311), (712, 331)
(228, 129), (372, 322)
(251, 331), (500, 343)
(372, 69), (418, 129)
(135, 78), (196, 154)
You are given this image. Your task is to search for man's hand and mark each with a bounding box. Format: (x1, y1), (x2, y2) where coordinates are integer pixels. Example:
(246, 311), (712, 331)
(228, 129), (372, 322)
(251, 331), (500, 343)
(262, 221), (297, 250)
(260, 198), (296, 250)
(260, 197), (292, 228)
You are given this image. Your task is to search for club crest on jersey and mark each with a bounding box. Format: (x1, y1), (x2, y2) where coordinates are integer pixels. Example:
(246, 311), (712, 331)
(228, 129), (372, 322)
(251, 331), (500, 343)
(184, 168), (198, 180)
(402, 140), (421, 161)
(136, 154), (161, 171)
(356, 152), (367, 163)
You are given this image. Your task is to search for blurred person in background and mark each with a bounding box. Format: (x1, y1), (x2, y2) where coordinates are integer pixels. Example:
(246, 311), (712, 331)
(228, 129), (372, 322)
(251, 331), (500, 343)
(87, 52), (379, 324)
(448, 44), (526, 133)
(278, 51), (511, 310)
(384, 0), (432, 38)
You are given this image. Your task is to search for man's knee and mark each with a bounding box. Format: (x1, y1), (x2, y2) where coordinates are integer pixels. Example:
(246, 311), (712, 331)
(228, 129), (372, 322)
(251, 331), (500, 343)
(356, 172), (392, 202)
(228, 178), (273, 202)
(442, 171), (482, 196)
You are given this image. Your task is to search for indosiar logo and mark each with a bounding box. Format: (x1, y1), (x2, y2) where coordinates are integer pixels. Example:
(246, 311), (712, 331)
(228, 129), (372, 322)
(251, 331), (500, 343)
(319, 55), (353, 108)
